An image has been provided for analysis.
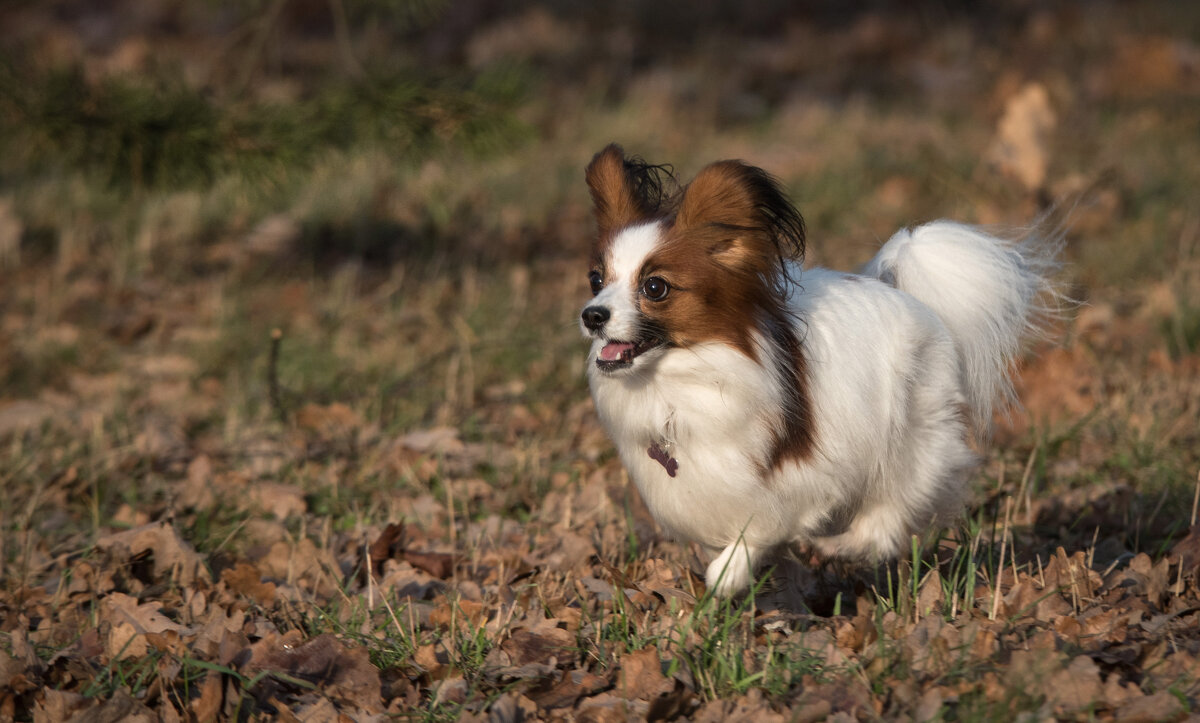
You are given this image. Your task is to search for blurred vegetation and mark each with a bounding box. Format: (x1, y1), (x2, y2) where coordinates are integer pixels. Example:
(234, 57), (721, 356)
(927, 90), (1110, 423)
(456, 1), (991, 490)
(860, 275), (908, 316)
(0, 26), (529, 193)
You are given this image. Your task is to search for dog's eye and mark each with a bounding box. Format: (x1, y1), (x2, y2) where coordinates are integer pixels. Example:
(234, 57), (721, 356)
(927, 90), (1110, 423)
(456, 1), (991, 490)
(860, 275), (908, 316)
(642, 276), (669, 301)
(588, 271), (603, 295)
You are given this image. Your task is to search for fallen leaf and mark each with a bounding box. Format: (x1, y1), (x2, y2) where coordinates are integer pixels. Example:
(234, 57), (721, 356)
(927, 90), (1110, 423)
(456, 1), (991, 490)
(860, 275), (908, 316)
(245, 634), (382, 713)
(295, 402), (362, 439)
(531, 669), (610, 710)
(100, 592), (190, 660)
(44, 689), (156, 723)
(617, 646), (673, 701)
(0, 399), (55, 437)
(32, 689), (90, 723)
(400, 426), (464, 454)
(500, 628), (573, 669)
(987, 81), (1056, 191)
(647, 679), (695, 722)
(1046, 655), (1103, 713)
(191, 672), (224, 723)
(241, 482), (307, 520)
(94, 522), (211, 587)
(1169, 525), (1200, 573)
(429, 598), (486, 628)
(367, 522), (406, 577)
(1115, 690), (1186, 723)
(404, 550), (456, 579)
(221, 562), (278, 606)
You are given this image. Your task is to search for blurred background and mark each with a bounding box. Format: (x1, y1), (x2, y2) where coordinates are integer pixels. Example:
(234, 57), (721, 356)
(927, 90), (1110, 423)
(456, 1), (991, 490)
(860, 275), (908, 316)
(1, 0), (1198, 583)
(2, 2), (1200, 718)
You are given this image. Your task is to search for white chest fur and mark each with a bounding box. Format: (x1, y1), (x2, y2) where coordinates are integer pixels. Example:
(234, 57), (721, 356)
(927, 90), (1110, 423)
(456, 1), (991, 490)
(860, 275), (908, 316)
(587, 341), (797, 550)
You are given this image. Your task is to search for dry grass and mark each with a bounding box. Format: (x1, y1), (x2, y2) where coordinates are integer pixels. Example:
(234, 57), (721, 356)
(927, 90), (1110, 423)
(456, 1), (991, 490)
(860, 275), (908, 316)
(2, 1), (1200, 720)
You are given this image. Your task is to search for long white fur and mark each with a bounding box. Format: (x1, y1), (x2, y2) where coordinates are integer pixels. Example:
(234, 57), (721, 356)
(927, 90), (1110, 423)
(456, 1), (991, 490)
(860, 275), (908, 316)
(584, 220), (1057, 596)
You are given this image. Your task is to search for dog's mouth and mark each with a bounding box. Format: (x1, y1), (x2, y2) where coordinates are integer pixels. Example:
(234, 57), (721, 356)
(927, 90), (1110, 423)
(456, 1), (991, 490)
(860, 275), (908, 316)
(595, 338), (664, 371)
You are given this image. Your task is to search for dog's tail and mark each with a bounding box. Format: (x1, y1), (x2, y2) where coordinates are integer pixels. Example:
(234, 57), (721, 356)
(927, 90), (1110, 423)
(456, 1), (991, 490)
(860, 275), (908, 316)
(861, 220), (1063, 436)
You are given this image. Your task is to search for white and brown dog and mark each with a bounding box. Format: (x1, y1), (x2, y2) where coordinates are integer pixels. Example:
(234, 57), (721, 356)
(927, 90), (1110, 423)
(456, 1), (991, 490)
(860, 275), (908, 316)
(579, 144), (1058, 596)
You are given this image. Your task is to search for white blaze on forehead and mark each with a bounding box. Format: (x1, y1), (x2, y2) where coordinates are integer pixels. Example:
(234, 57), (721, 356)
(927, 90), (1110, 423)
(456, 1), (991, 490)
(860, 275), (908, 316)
(591, 221), (663, 340)
(607, 221), (663, 282)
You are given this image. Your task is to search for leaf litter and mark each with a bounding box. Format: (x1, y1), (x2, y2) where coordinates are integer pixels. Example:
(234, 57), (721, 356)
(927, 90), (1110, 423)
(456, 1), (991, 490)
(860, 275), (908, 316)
(3, 2), (1200, 721)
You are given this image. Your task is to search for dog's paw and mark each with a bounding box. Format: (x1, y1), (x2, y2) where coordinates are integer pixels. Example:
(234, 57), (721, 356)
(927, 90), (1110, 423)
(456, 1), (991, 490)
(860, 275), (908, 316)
(706, 541), (759, 597)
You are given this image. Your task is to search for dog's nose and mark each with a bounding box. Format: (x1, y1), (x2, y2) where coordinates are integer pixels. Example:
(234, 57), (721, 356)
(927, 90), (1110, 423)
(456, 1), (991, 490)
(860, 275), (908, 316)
(581, 306), (610, 331)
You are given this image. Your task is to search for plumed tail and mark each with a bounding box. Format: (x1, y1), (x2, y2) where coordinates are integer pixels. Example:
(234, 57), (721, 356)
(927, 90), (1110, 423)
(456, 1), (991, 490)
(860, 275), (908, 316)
(861, 220), (1064, 436)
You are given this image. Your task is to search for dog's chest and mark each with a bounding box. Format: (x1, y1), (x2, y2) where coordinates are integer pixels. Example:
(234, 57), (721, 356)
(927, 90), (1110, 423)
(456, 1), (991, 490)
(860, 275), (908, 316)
(588, 349), (779, 544)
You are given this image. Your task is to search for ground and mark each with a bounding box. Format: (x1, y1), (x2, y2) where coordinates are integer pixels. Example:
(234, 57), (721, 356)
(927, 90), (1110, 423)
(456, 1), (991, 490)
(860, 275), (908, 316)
(1, 1), (1200, 720)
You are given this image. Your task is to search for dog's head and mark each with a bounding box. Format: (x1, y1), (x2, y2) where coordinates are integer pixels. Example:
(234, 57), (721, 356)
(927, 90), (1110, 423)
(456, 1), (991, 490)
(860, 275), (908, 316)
(580, 144), (806, 374)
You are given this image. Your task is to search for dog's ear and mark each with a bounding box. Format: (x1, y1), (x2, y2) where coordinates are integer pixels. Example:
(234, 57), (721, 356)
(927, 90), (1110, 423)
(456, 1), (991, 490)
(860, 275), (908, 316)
(675, 160), (805, 280)
(585, 144), (645, 239)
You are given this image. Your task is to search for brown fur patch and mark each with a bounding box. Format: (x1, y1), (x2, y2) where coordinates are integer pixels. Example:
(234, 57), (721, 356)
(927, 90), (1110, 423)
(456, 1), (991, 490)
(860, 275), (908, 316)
(584, 144), (676, 270)
(767, 322), (817, 468)
(637, 158), (816, 464)
(585, 145), (645, 247)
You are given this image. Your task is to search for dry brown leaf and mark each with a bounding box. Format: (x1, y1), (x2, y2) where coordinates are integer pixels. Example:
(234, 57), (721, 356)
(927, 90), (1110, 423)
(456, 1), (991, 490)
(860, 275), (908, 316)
(246, 634), (382, 713)
(257, 538), (340, 596)
(191, 671), (224, 723)
(1169, 525), (1200, 573)
(916, 568), (945, 616)
(1100, 36), (1200, 98)
(295, 402), (362, 439)
(576, 697), (633, 723)
(41, 689), (156, 722)
(403, 549), (456, 579)
(240, 482), (307, 521)
(221, 562), (278, 606)
(31, 688), (90, 723)
(367, 522), (406, 577)
(1005, 346), (1101, 439)
(192, 609), (248, 663)
(414, 643), (448, 679)
(399, 426), (464, 454)
(483, 692), (539, 722)
(0, 399), (56, 437)
(500, 627), (573, 669)
(1080, 608), (1131, 645)
(1102, 673), (1144, 709)
(428, 598), (486, 629)
(987, 82), (1057, 191)
(100, 592), (191, 660)
(0, 650), (35, 695)
(1114, 690), (1186, 723)
(1046, 655), (1103, 713)
(646, 679), (694, 722)
(617, 646), (672, 701)
(693, 688), (788, 722)
(531, 669), (611, 710)
(94, 522), (211, 587)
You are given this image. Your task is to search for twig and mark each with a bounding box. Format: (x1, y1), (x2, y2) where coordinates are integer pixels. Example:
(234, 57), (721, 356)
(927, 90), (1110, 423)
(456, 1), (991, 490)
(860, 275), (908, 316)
(1016, 446), (1037, 524)
(367, 545), (374, 611)
(233, 0), (289, 98)
(990, 497), (1012, 621)
(268, 328), (287, 424)
(328, 0), (364, 78)
(1191, 469), (1199, 528)
(445, 478), (457, 552)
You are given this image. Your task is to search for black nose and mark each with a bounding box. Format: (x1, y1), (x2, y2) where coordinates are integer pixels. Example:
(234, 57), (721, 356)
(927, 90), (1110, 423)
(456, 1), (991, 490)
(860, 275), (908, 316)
(581, 305), (610, 331)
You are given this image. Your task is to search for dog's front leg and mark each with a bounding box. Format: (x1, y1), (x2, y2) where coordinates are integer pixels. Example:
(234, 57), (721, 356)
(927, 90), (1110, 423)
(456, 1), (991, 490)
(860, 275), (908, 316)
(706, 538), (763, 597)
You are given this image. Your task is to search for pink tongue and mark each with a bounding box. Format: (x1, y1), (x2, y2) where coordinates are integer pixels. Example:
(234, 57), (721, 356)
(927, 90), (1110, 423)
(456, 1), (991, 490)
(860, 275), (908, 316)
(599, 342), (634, 362)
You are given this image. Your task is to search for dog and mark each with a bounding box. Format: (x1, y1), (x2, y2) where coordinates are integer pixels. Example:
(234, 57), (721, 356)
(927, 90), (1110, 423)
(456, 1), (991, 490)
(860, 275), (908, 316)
(579, 144), (1059, 597)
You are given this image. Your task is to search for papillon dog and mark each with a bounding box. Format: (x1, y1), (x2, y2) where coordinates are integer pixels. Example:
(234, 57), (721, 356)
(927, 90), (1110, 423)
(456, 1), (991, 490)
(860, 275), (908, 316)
(580, 144), (1059, 597)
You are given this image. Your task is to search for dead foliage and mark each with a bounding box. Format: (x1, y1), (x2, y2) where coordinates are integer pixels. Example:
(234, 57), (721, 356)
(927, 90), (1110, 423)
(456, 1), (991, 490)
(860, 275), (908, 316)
(3, 1), (1200, 720)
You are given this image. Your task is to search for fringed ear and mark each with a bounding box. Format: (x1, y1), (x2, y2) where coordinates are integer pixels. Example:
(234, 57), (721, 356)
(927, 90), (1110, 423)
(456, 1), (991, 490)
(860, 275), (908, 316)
(585, 144), (675, 239)
(586, 145), (641, 238)
(675, 161), (805, 286)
